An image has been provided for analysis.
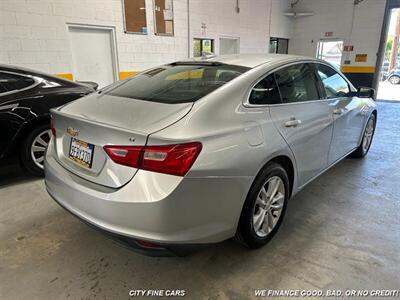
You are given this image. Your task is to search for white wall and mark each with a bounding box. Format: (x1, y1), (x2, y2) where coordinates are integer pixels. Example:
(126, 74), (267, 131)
(0, 0), (292, 80)
(289, 0), (386, 69)
(0, 0), (188, 78)
(270, 0), (292, 39)
(189, 0), (270, 55)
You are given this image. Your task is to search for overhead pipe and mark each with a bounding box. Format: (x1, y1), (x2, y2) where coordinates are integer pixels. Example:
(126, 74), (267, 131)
(187, 0), (190, 58)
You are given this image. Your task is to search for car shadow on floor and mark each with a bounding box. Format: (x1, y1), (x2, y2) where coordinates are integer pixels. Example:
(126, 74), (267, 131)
(0, 156), (37, 188)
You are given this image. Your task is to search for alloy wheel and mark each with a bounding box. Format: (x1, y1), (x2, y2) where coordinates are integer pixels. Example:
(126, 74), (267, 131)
(390, 76), (400, 84)
(362, 117), (375, 153)
(252, 176), (285, 237)
(30, 129), (51, 170)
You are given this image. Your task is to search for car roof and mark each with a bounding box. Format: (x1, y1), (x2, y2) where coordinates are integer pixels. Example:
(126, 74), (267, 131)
(0, 63), (83, 87)
(189, 54), (316, 68)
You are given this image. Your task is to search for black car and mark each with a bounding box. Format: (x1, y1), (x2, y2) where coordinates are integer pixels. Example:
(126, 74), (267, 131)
(387, 68), (400, 85)
(0, 64), (94, 176)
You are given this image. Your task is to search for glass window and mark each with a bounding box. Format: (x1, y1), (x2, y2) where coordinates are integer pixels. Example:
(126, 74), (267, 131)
(107, 63), (249, 104)
(249, 75), (281, 105)
(0, 72), (35, 92)
(154, 0), (174, 35)
(193, 39), (214, 57)
(316, 64), (350, 98)
(274, 64), (319, 103)
(269, 37), (289, 54)
(123, 0), (147, 34)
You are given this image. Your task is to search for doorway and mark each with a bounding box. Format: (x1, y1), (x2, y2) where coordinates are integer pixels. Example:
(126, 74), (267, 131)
(68, 25), (118, 88)
(316, 40), (344, 68)
(193, 38), (214, 57)
(377, 8), (400, 101)
(269, 37), (289, 54)
(219, 37), (239, 55)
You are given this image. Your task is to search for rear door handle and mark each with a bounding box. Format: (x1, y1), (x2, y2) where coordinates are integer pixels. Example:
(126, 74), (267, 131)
(285, 118), (302, 127)
(333, 108), (344, 115)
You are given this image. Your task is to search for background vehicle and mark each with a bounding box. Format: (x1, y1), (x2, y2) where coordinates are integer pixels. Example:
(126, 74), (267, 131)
(387, 68), (400, 84)
(0, 65), (94, 176)
(45, 54), (377, 255)
(381, 61), (390, 81)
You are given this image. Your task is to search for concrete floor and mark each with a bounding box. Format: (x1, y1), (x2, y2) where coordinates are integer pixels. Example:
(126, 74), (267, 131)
(377, 81), (400, 102)
(0, 102), (399, 300)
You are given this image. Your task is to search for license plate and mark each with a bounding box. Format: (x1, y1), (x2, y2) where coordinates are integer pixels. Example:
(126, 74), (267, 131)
(69, 138), (94, 169)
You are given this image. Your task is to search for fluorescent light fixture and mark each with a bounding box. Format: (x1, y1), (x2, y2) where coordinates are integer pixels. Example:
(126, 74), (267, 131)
(283, 11), (315, 18)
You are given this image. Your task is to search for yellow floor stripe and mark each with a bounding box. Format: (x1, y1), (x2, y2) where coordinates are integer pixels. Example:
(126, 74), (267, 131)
(54, 72), (140, 81)
(55, 73), (74, 81)
(119, 71), (139, 80)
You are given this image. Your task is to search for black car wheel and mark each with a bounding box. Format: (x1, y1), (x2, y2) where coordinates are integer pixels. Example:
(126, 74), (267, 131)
(236, 162), (289, 249)
(20, 123), (51, 176)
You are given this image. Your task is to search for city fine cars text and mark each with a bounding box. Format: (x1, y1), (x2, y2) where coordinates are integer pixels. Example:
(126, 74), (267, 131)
(129, 289), (185, 297)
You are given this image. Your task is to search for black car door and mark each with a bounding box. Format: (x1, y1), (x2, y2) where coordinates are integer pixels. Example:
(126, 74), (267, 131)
(0, 72), (38, 158)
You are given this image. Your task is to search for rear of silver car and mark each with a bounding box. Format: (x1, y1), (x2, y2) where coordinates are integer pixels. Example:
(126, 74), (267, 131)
(44, 63), (252, 255)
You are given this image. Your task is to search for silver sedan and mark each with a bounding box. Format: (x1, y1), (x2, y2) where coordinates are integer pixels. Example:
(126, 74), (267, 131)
(44, 54), (377, 255)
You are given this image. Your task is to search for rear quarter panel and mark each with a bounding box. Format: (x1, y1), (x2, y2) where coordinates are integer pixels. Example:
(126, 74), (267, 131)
(147, 65), (298, 226)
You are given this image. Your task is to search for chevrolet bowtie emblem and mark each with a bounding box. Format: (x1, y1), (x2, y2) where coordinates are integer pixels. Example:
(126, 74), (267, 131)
(67, 127), (79, 137)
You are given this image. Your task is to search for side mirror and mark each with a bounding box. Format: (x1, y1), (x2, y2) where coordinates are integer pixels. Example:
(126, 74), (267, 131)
(357, 86), (375, 98)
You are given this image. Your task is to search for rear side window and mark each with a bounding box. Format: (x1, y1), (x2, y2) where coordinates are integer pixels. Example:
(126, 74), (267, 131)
(249, 74), (281, 105)
(107, 63), (249, 104)
(0, 72), (35, 93)
(316, 64), (350, 98)
(274, 63), (319, 103)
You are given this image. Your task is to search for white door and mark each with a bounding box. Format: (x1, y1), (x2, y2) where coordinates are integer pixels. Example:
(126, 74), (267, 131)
(68, 26), (117, 88)
(219, 38), (239, 55)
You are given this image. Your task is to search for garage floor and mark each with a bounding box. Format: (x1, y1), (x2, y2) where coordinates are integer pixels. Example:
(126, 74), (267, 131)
(377, 81), (400, 102)
(1, 102), (399, 300)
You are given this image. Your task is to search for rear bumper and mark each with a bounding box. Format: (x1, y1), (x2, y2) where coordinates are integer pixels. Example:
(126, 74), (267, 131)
(44, 140), (252, 246)
(50, 195), (202, 256)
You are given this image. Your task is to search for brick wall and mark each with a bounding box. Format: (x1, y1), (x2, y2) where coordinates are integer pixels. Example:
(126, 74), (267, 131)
(0, 0), (292, 80)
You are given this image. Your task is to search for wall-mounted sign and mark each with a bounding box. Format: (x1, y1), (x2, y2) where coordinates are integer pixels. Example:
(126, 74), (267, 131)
(324, 31), (333, 37)
(201, 22), (207, 35)
(343, 45), (354, 52)
(355, 54), (368, 62)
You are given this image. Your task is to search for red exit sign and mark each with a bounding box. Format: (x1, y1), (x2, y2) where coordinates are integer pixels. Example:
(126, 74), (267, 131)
(324, 31), (333, 37)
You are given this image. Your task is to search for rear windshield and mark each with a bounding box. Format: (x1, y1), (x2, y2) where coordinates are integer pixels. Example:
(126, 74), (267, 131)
(107, 63), (250, 104)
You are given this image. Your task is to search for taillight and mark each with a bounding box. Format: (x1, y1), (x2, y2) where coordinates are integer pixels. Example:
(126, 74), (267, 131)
(50, 118), (56, 136)
(103, 145), (143, 168)
(141, 142), (202, 176)
(103, 142), (202, 177)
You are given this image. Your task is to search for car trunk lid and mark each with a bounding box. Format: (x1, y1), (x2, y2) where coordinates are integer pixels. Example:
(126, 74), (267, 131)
(50, 93), (193, 188)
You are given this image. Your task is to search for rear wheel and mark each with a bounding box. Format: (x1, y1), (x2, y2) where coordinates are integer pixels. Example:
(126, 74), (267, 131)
(389, 75), (400, 85)
(20, 123), (51, 176)
(350, 114), (376, 158)
(236, 162), (289, 248)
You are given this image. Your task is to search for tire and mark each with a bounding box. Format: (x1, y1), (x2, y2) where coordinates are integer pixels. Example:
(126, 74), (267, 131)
(350, 113), (376, 158)
(20, 123), (52, 176)
(236, 162), (289, 249)
(389, 75), (400, 85)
